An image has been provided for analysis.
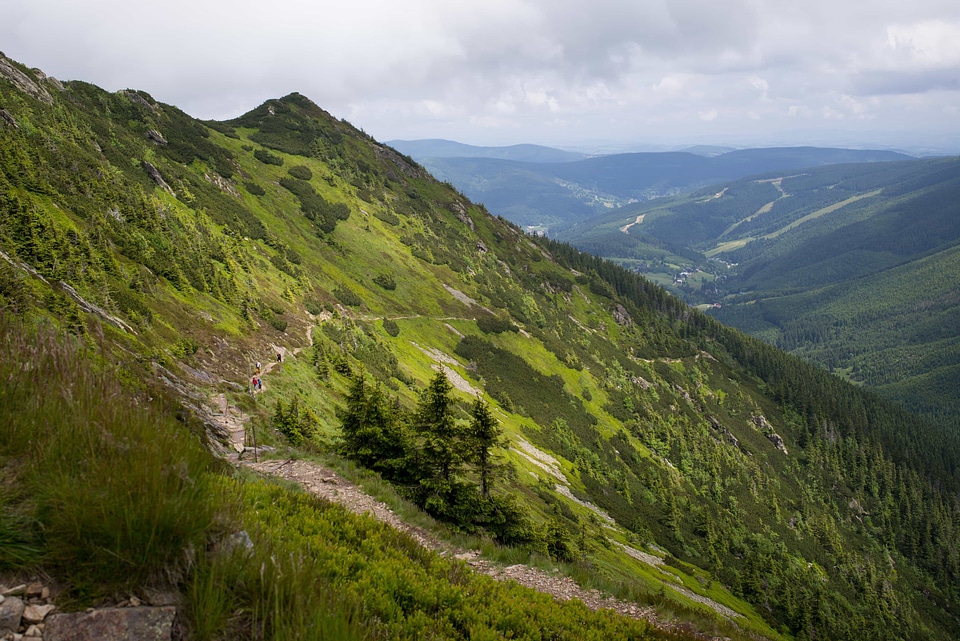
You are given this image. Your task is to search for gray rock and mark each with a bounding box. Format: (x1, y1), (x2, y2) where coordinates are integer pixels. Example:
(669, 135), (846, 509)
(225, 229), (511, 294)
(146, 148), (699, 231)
(147, 129), (168, 145)
(44, 606), (176, 641)
(0, 55), (53, 104)
(0, 108), (17, 129)
(141, 161), (174, 195)
(0, 596), (25, 636)
(613, 303), (633, 327)
(767, 432), (789, 455)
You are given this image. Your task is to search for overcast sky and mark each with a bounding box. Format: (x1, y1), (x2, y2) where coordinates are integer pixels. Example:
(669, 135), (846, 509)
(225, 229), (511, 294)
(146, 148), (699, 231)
(4, 0), (960, 152)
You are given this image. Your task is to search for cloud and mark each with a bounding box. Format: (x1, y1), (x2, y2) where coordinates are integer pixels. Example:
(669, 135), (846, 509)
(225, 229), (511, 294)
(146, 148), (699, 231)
(1, 0), (959, 149)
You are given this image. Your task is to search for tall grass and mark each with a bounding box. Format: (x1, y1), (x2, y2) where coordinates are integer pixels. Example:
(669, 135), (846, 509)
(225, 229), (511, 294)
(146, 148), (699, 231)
(0, 318), (228, 598)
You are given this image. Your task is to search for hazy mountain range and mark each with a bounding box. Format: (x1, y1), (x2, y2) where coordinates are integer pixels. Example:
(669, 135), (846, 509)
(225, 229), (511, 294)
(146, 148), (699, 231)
(391, 139), (912, 231)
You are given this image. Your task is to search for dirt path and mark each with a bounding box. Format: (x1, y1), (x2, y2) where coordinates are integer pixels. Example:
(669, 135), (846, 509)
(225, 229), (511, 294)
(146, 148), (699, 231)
(209, 315), (733, 638)
(239, 458), (670, 628)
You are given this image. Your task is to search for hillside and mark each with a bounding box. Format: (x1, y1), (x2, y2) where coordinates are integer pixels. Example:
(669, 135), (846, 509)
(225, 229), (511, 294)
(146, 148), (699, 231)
(399, 144), (911, 231)
(557, 158), (960, 428)
(1, 53), (959, 641)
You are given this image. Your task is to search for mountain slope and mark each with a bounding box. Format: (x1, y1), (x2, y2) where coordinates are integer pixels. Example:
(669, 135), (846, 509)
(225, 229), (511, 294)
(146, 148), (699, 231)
(1, 53), (959, 641)
(556, 157), (960, 428)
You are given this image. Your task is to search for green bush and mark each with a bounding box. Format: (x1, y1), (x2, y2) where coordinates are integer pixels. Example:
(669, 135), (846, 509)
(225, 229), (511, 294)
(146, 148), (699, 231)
(288, 165), (313, 181)
(476, 313), (515, 334)
(244, 181), (266, 196)
(334, 285), (362, 307)
(254, 148), (284, 166)
(382, 318), (400, 337)
(372, 273), (396, 290)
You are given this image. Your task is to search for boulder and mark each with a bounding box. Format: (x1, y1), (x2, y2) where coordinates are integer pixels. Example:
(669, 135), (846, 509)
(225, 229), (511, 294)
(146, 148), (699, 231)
(0, 596), (24, 637)
(44, 606), (176, 641)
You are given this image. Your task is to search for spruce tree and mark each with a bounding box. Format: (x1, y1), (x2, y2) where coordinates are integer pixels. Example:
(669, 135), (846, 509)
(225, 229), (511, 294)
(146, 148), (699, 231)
(469, 396), (504, 496)
(414, 370), (462, 484)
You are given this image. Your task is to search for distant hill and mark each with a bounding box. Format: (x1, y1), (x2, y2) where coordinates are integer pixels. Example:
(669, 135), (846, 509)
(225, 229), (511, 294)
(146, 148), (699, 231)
(678, 145), (737, 157)
(557, 156), (960, 428)
(386, 138), (587, 163)
(399, 144), (913, 230)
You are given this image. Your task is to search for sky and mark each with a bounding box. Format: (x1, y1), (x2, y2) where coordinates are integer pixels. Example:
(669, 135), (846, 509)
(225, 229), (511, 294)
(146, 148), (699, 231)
(3, 0), (960, 153)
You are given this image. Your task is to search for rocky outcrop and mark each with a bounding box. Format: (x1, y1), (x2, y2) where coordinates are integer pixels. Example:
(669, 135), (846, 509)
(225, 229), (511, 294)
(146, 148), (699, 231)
(373, 143), (427, 180)
(146, 129), (168, 145)
(767, 432), (789, 455)
(119, 90), (158, 116)
(0, 108), (18, 129)
(613, 303), (633, 327)
(449, 200), (474, 230)
(751, 414), (788, 454)
(0, 54), (54, 104)
(58, 281), (137, 335)
(141, 161), (174, 195)
(204, 172), (239, 198)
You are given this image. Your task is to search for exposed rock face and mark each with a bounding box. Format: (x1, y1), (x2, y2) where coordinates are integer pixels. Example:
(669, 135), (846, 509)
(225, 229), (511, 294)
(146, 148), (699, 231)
(450, 200), (474, 230)
(44, 606), (176, 641)
(119, 90), (159, 116)
(0, 54), (54, 104)
(613, 303), (633, 327)
(767, 432), (789, 455)
(0, 108), (18, 128)
(147, 129), (168, 145)
(141, 161), (174, 195)
(204, 172), (240, 198)
(373, 142), (427, 180)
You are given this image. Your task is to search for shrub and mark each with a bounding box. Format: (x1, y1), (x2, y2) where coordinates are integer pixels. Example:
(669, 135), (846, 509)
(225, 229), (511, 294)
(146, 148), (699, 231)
(244, 181), (266, 196)
(476, 314), (515, 334)
(372, 273), (396, 290)
(254, 148), (284, 166)
(382, 318), (400, 337)
(288, 165), (313, 181)
(334, 285), (362, 307)
(270, 318), (288, 332)
(373, 209), (400, 226)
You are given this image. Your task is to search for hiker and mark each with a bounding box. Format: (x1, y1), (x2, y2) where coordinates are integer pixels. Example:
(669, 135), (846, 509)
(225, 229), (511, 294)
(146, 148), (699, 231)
(252, 376), (258, 390)
(277, 352), (282, 363)
(256, 361), (261, 373)
(257, 378), (262, 390)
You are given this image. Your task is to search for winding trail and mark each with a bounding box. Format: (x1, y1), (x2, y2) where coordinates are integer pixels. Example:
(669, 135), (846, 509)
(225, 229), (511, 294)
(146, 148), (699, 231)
(209, 314), (735, 639)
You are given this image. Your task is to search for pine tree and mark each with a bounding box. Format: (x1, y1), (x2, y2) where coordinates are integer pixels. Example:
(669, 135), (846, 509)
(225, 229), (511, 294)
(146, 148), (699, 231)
(339, 370), (407, 473)
(469, 396), (505, 496)
(414, 370), (462, 484)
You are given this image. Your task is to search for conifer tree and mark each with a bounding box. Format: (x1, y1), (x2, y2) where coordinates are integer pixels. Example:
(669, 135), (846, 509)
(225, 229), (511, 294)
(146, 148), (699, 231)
(469, 396), (505, 496)
(339, 370), (406, 473)
(414, 370), (462, 484)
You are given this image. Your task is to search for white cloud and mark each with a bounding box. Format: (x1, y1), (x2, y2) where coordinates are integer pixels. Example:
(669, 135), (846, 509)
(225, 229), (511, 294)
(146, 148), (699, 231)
(1, 0), (958, 149)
